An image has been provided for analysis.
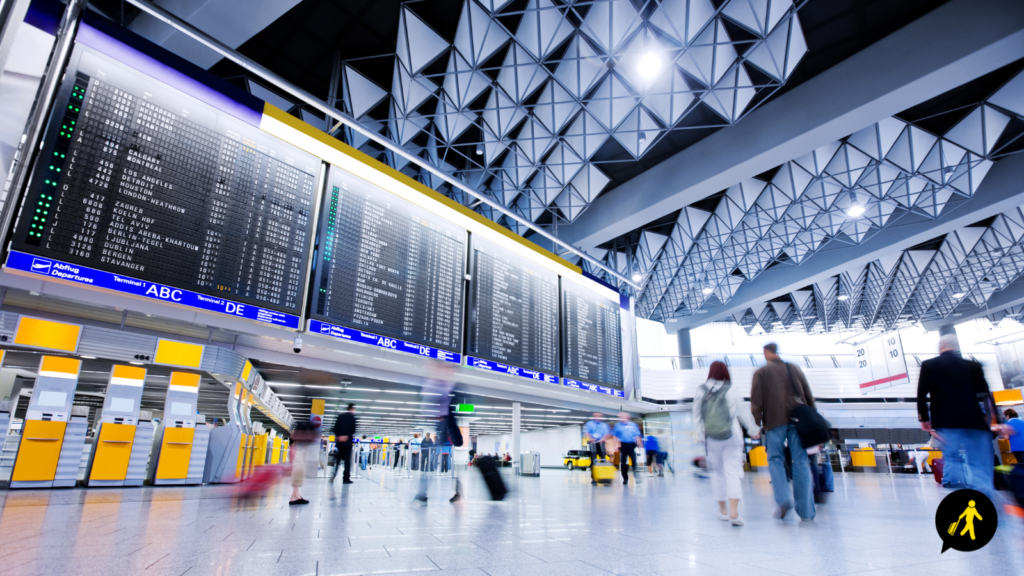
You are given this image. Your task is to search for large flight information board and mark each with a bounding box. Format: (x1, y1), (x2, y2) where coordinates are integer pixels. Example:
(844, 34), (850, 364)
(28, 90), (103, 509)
(561, 280), (623, 389)
(310, 166), (465, 352)
(467, 235), (559, 377)
(9, 46), (320, 322)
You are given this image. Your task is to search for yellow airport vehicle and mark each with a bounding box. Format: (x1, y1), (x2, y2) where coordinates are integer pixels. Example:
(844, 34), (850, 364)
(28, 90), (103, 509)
(563, 449), (593, 470)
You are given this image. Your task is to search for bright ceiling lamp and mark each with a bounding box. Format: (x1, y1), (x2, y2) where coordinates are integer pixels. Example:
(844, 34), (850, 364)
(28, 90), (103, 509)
(638, 52), (661, 79)
(846, 192), (866, 218)
(837, 295), (849, 301)
(632, 273), (643, 282)
(952, 292), (966, 298)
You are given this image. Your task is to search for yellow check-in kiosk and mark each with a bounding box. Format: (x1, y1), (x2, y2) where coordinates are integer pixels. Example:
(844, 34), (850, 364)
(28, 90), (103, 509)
(270, 435), (282, 464)
(282, 439), (289, 463)
(238, 390), (257, 479)
(11, 355), (86, 489)
(87, 365), (148, 486)
(148, 372), (202, 485)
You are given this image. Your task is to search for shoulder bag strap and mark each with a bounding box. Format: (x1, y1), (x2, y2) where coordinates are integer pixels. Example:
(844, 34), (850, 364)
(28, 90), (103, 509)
(784, 362), (805, 406)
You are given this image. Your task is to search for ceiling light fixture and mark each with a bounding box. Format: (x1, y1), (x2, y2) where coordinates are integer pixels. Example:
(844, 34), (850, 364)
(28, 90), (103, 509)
(475, 146), (483, 156)
(702, 286), (713, 295)
(632, 273), (643, 282)
(638, 52), (661, 79)
(846, 192), (866, 218)
(952, 292), (965, 298)
(837, 295), (849, 301)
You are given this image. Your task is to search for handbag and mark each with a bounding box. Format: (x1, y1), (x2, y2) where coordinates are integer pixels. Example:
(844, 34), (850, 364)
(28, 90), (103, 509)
(784, 363), (831, 449)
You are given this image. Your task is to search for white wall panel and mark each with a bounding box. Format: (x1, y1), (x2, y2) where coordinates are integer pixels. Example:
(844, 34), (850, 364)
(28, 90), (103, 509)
(641, 360), (1002, 402)
(477, 425), (583, 467)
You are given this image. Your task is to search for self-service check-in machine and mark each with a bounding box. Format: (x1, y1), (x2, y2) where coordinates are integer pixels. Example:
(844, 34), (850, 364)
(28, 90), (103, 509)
(10, 356), (87, 489)
(148, 372), (206, 485)
(238, 390), (256, 479)
(270, 434), (282, 464)
(87, 365), (147, 487)
(204, 381), (245, 483)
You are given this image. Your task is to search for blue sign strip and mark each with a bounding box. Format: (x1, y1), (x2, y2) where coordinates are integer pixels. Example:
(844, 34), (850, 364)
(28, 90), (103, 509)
(309, 319), (461, 363)
(465, 356), (559, 384)
(6, 250), (300, 328)
(562, 378), (626, 398)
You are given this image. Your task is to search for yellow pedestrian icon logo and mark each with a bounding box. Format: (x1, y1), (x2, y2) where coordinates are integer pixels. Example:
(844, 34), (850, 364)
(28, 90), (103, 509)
(947, 500), (983, 540)
(935, 490), (997, 553)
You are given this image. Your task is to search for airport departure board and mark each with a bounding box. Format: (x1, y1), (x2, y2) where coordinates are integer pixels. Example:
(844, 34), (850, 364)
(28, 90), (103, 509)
(310, 166), (465, 352)
(11, 47), (320, 317)
(561, 281), (623, 389)
(467, 235), (559, 375)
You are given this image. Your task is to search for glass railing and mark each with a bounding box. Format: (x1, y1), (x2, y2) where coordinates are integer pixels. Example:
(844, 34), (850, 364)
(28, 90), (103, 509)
(639, 352), (997, 371)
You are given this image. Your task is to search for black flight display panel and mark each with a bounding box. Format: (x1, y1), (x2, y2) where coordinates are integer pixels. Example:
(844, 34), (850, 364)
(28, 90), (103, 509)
(311, 166), (465, 352)
(467, 235), (559, 375)
(11, 46), (320, 316)
(561, 280), (623, 389)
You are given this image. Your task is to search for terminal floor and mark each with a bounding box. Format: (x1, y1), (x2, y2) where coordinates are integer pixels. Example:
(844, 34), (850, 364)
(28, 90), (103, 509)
(1, 468), (1023, 576)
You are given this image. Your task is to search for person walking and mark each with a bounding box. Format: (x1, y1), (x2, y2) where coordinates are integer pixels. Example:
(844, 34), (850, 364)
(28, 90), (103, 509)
(751, 343), (816, 521)
(584, 413), (611, 485)
(644, 434), (661, 477)
(694, 361), (759, 526)
(421, 433), (435, 472)
(918, 334), (1002, 497)
(613, 412), (643, 485)
(410, 433), (422, 471)
(1004, 409), (1024, 463)
(331, 404), (357, 484)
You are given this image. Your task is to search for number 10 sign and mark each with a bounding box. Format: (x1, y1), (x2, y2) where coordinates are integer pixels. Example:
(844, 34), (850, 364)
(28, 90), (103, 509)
(853, 332), (910, 393)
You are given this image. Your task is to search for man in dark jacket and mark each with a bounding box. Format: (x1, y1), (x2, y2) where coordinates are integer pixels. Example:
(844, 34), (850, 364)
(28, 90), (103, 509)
(918, 334), (999, 497)
(751, 343), (816, 521)
(331, 404), (357, 484)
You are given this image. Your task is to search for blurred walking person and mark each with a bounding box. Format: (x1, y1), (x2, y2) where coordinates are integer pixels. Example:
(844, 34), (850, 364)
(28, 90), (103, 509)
(331, 404), (357, 484)
(613, 412), (642, 484)
(918, 334), (1002, 498)
(694, 361), (759, 526)
(644, 434), (662, 477)
(751, 343), (815, 521)
(584, 413), (611, 485)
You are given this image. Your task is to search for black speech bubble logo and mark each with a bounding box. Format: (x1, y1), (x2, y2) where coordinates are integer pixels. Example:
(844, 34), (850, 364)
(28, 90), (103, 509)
(934, 489), (997, 553)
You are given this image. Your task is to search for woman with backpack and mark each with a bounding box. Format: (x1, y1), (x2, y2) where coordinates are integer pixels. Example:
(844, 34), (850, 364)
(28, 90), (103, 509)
(693, 361), (759, 526)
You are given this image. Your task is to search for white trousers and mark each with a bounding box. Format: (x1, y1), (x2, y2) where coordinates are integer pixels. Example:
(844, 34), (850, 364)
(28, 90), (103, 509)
(706, 434), (744, 501)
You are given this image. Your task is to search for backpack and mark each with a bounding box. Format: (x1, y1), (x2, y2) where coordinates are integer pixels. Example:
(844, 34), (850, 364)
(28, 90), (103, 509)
(438, 412), (464, 447)
(700, 382), (733, 440)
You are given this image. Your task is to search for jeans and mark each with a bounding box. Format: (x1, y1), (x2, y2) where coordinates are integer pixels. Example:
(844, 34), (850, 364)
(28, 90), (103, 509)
(937, 428), (995, 498)
(620, 442), (638, 482)
(766, 425), (814, 520)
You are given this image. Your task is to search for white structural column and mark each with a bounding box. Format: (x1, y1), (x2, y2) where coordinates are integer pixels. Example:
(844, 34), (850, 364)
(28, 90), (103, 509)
(512, 402), (521, 475)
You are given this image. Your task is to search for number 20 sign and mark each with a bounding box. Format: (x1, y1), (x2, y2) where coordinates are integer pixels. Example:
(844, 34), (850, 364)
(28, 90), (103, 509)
(853, 332), (910, 394)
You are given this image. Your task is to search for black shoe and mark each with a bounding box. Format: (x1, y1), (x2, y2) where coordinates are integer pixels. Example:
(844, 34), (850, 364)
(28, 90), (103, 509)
(449, 493), (461, 502)
(415, 493), (428, 502)
(591, 481), (597, 485)
(342, 479), (353, 484)
(289, 498), (309, 506)
(623, 480), (628, 485)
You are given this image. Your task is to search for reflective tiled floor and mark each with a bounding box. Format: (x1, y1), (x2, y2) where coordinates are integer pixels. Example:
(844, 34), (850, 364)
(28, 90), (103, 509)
(1, 466), (1023, 576)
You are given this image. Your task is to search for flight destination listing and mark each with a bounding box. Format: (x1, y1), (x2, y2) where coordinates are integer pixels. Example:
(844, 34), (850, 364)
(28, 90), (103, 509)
(311, 166), (465, 353)
(12, 47), (320, 316)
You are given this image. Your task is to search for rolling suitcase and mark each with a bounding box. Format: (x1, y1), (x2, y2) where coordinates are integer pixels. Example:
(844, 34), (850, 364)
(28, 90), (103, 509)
(591, 460), (616, 484)
(476, 455), (507, 500)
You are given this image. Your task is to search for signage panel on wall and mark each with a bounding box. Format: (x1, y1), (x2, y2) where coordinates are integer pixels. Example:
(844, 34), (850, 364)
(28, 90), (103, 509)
(853, 332), (910, 393)
(7, 40), (319, 326)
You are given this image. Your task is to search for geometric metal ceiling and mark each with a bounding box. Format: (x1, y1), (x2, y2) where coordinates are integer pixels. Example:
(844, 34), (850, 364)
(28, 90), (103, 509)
(599, 64), (1024, 330)
(299, 0), (808, 231)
